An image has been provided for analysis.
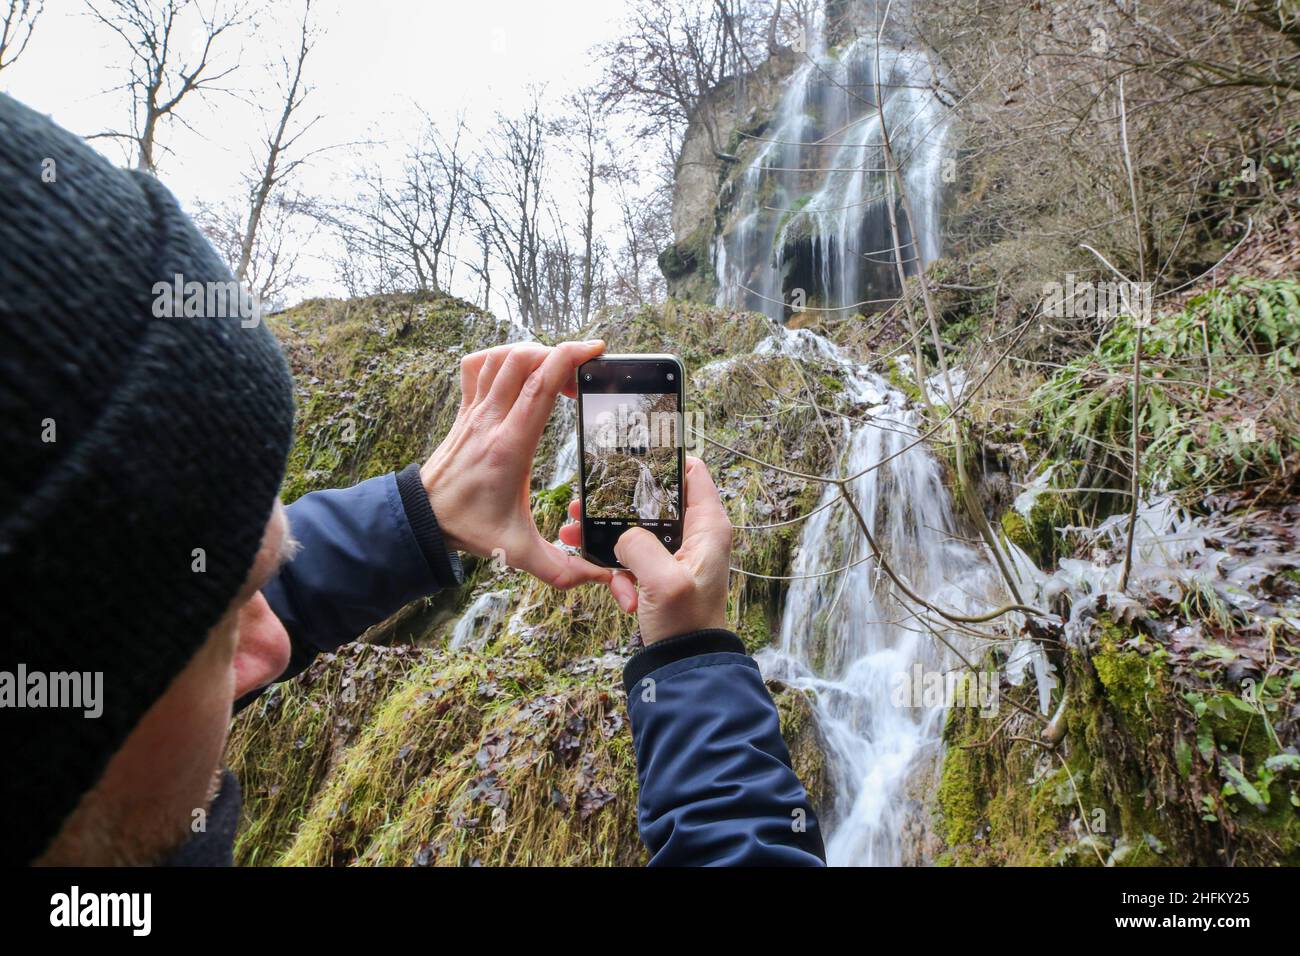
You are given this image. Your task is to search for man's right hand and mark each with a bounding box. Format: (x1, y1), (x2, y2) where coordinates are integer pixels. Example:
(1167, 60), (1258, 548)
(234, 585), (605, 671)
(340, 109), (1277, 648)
(421, 340), (612, 591)
(559, 456), (732, 644)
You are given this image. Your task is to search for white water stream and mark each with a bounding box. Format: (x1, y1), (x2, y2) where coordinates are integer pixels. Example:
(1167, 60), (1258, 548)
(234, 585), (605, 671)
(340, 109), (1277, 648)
(714, 10), (950, 322)
(632, 460), (669, 519)
(748, 329), (1012, 865)
(714, 7), (1012, 865)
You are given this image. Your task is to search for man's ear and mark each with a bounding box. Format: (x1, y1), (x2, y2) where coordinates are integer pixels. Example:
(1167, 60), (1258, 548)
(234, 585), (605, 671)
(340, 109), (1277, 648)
(232, 592), (293, 700)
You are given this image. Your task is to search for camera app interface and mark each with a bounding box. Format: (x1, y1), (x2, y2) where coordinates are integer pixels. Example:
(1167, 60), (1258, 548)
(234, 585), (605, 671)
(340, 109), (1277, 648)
(582, 391), (681, 526)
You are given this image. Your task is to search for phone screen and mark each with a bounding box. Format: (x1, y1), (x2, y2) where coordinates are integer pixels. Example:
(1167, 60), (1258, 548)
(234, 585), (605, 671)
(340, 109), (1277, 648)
(576, 354), (685, 569)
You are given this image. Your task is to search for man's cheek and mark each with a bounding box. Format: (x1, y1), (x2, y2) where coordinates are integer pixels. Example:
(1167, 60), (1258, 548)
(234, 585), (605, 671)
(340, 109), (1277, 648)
(233, 593), (292, 699)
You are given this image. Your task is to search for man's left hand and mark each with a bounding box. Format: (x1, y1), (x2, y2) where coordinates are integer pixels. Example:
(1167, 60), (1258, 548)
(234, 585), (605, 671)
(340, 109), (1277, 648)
(420, 339), (610, 590)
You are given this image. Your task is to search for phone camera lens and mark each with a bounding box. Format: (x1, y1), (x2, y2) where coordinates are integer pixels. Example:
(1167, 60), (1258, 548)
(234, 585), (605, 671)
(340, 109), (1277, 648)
(583, 373), (592, 382)
(666, 372), (675, 382)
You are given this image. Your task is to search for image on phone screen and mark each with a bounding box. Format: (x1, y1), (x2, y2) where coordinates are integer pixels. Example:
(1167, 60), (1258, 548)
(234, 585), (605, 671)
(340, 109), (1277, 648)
(576, 355), (684, 569)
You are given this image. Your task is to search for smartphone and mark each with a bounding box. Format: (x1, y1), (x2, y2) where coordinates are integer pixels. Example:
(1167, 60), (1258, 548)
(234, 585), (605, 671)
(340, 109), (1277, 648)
(576, 354), (686, 569)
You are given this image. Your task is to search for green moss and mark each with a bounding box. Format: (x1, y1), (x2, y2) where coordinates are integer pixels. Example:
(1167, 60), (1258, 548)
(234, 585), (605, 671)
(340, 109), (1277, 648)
(658, 224), (717, 302)
(228, 643), (425, 864)
(772, 193), (813, 251)
(271, 292), (501, 503)
(932, 615), (1227, 866)
(773, 685), (828, 819)
(532, 482), (572, 542)
(737, 601), (773, 654)
(1091, 617), (1167, 737)
(999, 491), (1074, 569)
(1000, 510), (1033, 553)
(886, 358), (925, 405)
(937, 707), (984, 853)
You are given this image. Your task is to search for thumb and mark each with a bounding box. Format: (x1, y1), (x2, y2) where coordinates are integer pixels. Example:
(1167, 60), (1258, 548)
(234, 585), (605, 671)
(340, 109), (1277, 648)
(614, 526), (678, 587)
(517, 533), (610, 590)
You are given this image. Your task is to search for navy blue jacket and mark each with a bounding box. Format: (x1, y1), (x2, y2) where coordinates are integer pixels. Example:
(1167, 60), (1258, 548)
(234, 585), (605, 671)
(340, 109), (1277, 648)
(211, 465), (825, 866)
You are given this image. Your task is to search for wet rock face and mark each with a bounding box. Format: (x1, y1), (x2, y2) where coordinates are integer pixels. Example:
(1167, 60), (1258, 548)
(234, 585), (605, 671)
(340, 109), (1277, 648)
(673, 52), (799, 238)
(666, 50), (800, 302)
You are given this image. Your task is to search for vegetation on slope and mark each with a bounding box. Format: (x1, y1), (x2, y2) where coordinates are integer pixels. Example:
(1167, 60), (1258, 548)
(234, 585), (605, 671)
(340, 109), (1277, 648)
(226, 294), (848, 865)
(934, 278), (1300, 867)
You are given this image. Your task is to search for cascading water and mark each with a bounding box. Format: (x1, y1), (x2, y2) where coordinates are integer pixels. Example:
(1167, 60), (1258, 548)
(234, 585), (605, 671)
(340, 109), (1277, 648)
(632, 460), (668, 519)
(714, 8), (950, 321)
(712, 6), (1020, 865)
(549, 401), (579, 489)
(749, 330), (1008, 866)
(450, 589), (513, 651)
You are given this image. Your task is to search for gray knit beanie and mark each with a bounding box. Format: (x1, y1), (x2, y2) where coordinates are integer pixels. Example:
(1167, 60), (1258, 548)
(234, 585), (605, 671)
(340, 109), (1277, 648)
(0, 93), (296, 863)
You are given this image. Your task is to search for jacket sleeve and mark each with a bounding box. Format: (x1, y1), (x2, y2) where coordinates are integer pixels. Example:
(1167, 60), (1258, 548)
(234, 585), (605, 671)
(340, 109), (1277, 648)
(248, 464), (463, 699)
(623, 629), (826, 866)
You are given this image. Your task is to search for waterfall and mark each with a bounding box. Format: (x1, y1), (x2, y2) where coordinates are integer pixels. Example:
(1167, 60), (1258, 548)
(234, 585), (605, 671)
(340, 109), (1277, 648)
(450, 589), (513, 651)
(714, 9), (950, 321)
(632, 460), (667, 519)
(745, 329), (1003, 865)
(549, 400), (579, 489)
(710, 6), (1011, 865)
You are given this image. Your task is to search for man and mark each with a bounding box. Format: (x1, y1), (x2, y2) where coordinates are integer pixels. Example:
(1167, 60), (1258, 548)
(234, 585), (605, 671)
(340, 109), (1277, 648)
(0, 93), (825, 867)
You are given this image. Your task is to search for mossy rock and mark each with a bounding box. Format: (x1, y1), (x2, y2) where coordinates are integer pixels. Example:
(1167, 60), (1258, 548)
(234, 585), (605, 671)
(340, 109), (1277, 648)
(999, 492), (1073, 569)
(269, 292), (506, 503)
(773, 683), (829, 827)
(658, 224), (718, 302)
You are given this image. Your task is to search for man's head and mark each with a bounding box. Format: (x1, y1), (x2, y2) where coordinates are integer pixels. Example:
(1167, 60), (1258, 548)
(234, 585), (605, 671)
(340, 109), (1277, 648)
(36, 504), (298, 865)
(0, 93), (297, 864)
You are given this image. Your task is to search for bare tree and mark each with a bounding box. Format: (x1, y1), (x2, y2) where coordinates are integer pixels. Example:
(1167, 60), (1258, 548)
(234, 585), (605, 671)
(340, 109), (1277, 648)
(539, 207), (579, 333)
(334, 113), (470, 296)
(599, 0), (753, 163)
(917, 0), (1300, 302)
(602, 135), (671, 306)
(474, 91), (548, 328)
(235, 0), (320, 283)
(0, 0), (42, 74)
(549, 88), (605, 325)
(471, 226), (491, 310)
(195, 190), (317, 307)
(85, 0), (248, 172)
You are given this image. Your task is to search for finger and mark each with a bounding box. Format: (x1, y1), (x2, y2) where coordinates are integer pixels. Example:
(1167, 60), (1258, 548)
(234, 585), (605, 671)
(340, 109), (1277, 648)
(567, 498), (581, 521)
(473, 346), (513, 405)
(485, 344), (550, 415)
(458, 344), (509, 410)
(557, 521), (582, 548)
(519, 534), (611, 590)
(609, 571), (638, 613)
(683, 456), (727, 517)
(613, 526), (679, 586)
(559, 350), (593, 399)
(683, 457), (731, 529)
(504, 340), (604, 441)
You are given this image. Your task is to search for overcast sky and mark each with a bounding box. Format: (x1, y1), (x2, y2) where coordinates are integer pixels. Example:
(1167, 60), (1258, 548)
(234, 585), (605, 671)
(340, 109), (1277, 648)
(1, 0), (637, 309)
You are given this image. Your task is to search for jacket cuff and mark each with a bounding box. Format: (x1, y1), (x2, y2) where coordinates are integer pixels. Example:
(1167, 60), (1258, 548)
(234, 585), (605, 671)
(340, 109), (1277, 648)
(395, 463), (464, 589)
(622, 628), (746, 694)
